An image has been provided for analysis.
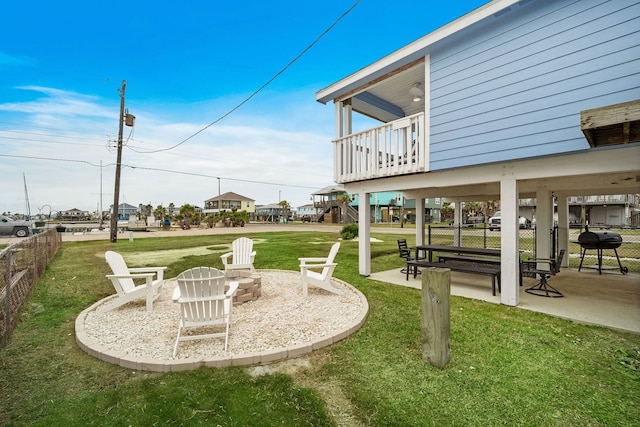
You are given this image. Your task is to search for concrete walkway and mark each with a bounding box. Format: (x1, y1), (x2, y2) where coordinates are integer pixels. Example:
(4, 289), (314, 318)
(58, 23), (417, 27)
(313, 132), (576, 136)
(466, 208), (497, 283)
(370, 267), (640, 334)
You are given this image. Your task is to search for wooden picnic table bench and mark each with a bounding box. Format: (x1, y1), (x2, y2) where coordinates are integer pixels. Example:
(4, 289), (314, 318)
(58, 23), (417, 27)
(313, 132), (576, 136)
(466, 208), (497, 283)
(436, 254), (501, 265)
(406, 260), (502, 296)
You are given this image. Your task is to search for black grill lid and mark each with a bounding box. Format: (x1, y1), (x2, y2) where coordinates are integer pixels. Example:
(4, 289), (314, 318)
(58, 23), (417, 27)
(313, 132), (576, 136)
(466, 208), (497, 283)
(578, 226), (622, 249)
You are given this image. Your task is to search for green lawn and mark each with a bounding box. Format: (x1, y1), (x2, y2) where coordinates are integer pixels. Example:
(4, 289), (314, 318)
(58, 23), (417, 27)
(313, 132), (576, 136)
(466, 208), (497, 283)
(1, 231), (638, 426)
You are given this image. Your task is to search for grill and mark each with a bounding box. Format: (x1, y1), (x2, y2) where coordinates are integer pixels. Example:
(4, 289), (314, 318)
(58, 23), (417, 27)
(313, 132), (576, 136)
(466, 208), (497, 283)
(577, 226), (627, 274)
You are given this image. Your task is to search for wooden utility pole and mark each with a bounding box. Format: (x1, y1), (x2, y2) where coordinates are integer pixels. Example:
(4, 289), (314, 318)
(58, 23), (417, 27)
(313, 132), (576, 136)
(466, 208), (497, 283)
(110, 80), (126, 243)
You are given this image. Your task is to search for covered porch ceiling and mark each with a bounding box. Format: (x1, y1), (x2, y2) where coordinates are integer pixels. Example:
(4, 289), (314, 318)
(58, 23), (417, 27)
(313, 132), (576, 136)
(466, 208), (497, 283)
(348, 60), (426, 122)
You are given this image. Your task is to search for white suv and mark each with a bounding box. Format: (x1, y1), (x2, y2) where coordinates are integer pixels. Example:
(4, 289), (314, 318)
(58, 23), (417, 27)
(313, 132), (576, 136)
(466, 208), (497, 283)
(489, 212), (501, 231)
(488, 212), (531, 231)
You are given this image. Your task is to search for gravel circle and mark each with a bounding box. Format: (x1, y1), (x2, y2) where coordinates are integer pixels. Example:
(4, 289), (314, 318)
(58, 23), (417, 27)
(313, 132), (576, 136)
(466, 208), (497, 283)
(81, 270), (366, 362)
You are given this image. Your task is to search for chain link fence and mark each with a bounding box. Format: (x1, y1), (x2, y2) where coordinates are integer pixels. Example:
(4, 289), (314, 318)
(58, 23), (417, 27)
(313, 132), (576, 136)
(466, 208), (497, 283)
(1, 229), (62, 347)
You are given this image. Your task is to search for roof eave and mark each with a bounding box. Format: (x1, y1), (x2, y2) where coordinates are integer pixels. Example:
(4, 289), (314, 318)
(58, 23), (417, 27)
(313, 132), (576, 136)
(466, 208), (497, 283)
(315, 0), (521, 105)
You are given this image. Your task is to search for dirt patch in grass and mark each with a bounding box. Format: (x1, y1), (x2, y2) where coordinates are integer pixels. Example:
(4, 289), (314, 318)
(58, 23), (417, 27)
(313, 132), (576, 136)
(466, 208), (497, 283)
(248, 352), (365, 427)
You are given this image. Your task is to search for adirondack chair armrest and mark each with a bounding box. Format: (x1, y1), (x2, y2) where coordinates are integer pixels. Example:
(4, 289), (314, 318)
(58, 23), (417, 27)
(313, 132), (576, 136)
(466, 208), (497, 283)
(106, 272), (156, 280)
(299, 257), (329, 264)
(220, 252), (232, 263)
(226, 281), (239, 297)
(129, 266), (166, 280)
(300, 262), (336, 271)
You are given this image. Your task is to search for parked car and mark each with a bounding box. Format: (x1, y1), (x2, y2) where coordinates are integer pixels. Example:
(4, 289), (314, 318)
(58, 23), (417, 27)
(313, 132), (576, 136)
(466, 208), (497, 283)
(301, 215), (311, 223)
(489, 212), (531, 231)
(0, 215), (31, 237)
(489, 212), (501, 231)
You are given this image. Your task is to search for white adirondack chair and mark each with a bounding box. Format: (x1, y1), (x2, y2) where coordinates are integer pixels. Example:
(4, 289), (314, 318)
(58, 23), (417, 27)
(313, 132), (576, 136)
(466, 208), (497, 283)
(172, 267), (239, 357)
(299, 242), (342, 297)
(99, 251), (167, 313)
(220, 237), (256, 272)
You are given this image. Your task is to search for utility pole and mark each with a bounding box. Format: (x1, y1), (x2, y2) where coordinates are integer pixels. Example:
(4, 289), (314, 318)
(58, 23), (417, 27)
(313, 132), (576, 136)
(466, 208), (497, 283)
(110, 80), (126, 243)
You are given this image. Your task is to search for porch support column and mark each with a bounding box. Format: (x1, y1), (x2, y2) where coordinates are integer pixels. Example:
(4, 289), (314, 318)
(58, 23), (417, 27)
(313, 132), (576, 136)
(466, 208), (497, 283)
(344, 99), (353, 135)
(358, 191), (371, 276)
(500, 178), (519, 306)
(453, 201), (462, 246)
(415, 197), (425, 247)
(556, 194), (569, 268)
(536, 189), (553, 262)
(335, 101), (343, 138)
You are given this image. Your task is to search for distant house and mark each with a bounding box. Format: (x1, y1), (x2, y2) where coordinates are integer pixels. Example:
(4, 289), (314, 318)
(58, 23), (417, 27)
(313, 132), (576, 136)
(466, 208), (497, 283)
(297, 204), (323, 221)
(316, 0), (640, 307)
(117, 203), (138, 219)
(204, 192), (255, 215)
(60, 208), (91, 221)
(312, 185), (357, 224)
(255, 203), (285, 223)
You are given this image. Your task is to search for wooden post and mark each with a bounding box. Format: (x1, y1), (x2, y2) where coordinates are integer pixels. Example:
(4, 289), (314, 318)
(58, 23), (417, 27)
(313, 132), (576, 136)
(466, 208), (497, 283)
(422, 267), (451, 369)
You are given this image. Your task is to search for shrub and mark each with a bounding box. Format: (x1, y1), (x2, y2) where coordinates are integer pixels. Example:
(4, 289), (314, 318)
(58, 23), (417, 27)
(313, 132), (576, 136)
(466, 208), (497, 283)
(341, 223), (358, 240)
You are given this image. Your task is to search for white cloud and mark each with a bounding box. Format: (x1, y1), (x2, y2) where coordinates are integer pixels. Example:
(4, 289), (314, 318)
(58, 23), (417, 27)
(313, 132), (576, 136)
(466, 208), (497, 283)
(0, 86), (335, 216)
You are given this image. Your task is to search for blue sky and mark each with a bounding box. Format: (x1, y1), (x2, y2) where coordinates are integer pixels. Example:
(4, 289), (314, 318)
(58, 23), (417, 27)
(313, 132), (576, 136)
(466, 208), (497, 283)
(0, 0), (487, 217)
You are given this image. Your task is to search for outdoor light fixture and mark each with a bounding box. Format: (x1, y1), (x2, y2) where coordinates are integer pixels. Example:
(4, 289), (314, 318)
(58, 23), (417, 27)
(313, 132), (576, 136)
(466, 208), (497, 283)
(409, 83), (423, 102)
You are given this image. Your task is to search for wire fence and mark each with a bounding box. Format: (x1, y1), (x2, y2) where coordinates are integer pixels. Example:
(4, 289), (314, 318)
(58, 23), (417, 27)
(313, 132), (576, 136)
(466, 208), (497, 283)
(0, 229), (62, 348)
(427, 224), (640, 274)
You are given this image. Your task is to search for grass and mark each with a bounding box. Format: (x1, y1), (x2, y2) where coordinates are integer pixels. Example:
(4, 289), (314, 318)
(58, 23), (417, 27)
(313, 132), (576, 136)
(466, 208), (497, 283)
(1, 231), (639, 426)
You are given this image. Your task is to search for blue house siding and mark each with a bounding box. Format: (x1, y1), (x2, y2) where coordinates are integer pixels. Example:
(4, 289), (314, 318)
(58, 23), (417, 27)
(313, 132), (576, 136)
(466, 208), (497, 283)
(427, 0), (640, 171)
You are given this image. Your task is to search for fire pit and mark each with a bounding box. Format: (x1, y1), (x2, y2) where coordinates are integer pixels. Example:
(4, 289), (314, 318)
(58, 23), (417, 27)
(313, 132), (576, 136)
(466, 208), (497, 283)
(577, 226), (628, 274)
(225, 270), (262, 304)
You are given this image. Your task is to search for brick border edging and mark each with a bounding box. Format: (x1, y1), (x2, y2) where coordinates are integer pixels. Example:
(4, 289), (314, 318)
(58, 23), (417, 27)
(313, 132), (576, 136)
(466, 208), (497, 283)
(75, 270), (369, 372)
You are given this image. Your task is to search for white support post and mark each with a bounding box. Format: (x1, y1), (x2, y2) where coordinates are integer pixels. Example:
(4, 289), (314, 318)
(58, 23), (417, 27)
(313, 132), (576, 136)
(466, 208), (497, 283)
(335, 101), (344, 138)
(556, 194), (569, 268)
(536, 189), (553, 262)
(358, 191), (371, 276)
(416, 197), (425, 247)
(453, 202), (462, 246)
(500, 178), (519, 306)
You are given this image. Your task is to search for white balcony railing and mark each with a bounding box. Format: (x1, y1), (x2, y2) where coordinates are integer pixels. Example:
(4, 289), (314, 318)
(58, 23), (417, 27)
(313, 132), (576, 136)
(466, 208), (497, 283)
(333, 113), (427, 183)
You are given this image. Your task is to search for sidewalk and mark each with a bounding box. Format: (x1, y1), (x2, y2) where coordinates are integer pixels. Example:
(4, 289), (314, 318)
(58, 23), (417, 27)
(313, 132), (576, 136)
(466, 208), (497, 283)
(0, 223), (344, 245)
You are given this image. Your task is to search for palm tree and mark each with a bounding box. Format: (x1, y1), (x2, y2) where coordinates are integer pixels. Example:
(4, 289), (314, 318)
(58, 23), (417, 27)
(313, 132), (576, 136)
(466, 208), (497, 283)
(337, 194), (352, 224)
(153, 205), (166, 221)
(279, 200), (290, 223)
(179, 204), (196, 230)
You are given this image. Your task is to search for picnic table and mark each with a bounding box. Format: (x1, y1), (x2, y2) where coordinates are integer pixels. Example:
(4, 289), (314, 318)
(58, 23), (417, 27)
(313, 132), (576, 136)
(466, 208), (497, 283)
(407, 245), (504, 296)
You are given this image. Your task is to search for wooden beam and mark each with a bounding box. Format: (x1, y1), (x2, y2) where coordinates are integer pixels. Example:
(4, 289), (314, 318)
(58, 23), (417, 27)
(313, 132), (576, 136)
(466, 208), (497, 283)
(580, 99), (640, 147)
(581, 99), (640, 129)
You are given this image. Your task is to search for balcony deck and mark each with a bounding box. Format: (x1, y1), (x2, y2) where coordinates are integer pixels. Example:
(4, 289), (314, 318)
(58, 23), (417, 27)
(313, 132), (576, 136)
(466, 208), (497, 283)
(334, 113), (426, 183)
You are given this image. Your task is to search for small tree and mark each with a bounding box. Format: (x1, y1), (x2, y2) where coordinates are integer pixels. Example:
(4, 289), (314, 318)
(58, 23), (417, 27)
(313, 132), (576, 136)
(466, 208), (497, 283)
(279, 200), (290, 223)
(440, 202), (454, 223)
(179, 204), (196, 229)
(337, 194), (352, 224)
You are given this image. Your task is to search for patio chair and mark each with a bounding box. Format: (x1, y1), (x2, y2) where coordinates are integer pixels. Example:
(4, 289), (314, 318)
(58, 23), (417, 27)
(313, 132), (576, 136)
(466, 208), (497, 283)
(98, 251), (167, 313)
(172, 267), (239, 357)
(398, 239), (422, 275)
(523, 249), (566, 298)
(299, 242), (342, 297)
(221, 237), (256, 272)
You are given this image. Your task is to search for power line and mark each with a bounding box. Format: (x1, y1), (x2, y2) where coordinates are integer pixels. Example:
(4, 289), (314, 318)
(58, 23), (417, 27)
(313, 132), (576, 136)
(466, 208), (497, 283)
(121, 164), (319, 189)
(0, 153), (108, 168)
(0, 135), (106, 148)
(0, 129), (107, 142)
(145, 0), (361, 154)
(0, 153), (321, 190)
